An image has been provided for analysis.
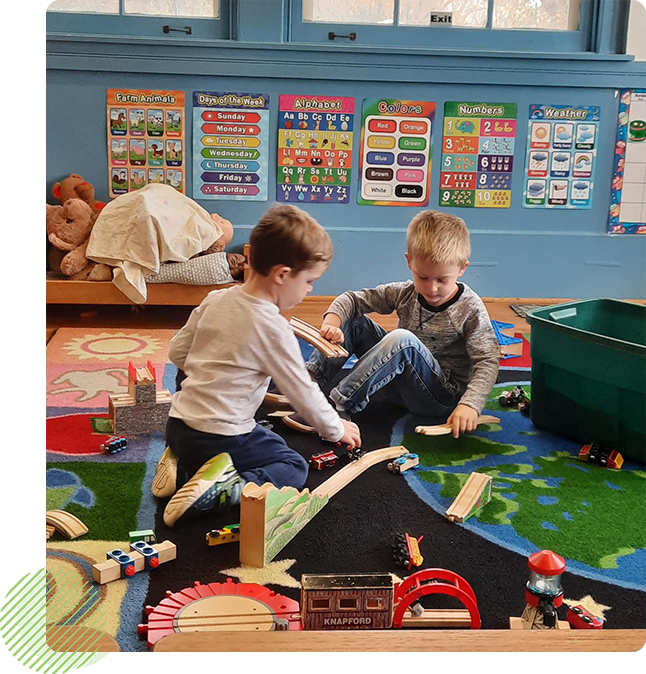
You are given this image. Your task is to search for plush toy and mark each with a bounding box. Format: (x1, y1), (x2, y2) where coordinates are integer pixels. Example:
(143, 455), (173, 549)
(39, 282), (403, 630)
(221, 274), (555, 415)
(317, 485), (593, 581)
(52, 174), (106, 215)
(46, 199), (112, 280)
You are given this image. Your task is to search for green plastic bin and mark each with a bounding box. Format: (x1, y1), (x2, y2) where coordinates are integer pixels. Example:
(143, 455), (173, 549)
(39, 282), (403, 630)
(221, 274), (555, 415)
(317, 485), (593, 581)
(526, 299), (646, 463)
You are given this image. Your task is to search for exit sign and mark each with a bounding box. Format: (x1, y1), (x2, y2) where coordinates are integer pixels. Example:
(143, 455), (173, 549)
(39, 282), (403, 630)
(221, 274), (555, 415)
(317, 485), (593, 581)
(430, 12), (452, 24)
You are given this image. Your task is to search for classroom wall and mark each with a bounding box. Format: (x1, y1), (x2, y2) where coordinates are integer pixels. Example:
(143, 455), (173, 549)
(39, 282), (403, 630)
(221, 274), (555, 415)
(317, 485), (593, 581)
(46, 16), (646, 299)
(627, 0), (646, 61)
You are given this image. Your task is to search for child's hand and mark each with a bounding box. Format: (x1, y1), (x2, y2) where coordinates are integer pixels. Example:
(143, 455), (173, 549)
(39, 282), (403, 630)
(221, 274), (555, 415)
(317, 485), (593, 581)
(320, 324), (344, 344)
(339, 419), (361, 449)
(447, 404), (479, 438)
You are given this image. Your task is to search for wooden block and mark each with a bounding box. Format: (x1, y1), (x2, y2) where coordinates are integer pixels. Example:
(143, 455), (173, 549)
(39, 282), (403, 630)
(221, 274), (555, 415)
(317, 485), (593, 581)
(92, 540), (176, 584)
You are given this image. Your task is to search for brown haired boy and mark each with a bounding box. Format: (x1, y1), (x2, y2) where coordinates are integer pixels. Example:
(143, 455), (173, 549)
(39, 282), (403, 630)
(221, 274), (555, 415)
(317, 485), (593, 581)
(305, 210), (499, 438)
(152, 204), (361, 527)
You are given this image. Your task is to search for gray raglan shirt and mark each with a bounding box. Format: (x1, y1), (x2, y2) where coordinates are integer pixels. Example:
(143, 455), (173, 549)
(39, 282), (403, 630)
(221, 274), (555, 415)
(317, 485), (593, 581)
(326, 281), (499, 413)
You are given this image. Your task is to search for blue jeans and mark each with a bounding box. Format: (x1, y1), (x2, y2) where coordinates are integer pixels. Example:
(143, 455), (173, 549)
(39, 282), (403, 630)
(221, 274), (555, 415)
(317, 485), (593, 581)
(306, 316), (461, 418)
(166, 416), (309, 490)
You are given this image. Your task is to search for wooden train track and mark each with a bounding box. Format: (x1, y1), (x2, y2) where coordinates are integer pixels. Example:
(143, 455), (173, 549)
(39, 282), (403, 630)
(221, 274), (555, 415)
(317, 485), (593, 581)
(45, 510), (89, 540)
(240, 446), (407, 567)
(415, 415), (500, 436)
(289, 317), (349, 359)
(445, 472), (493, 523)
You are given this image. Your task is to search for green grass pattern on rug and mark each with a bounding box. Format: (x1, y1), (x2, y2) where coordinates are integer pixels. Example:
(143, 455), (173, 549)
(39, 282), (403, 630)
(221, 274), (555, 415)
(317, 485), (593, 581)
(47, 461), (146, 540)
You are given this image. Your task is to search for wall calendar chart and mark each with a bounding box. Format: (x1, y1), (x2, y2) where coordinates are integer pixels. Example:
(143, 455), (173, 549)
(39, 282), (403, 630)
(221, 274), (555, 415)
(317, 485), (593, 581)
(439, 101), (517, 209)
(609, 89), (646, 234)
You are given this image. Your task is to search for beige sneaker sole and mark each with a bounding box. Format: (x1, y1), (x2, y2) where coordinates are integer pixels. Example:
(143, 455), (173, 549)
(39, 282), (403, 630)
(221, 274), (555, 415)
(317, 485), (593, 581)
(152, 446), (178, 498)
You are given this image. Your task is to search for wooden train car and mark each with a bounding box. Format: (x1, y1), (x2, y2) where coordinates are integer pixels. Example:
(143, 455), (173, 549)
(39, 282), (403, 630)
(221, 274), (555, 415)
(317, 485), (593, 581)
(206, 524), (240, 546)
(301, 573), (394, 630)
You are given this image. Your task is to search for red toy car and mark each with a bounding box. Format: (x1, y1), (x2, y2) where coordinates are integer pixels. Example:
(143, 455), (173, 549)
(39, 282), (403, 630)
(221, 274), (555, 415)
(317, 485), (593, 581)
(578, 444), (623, 470)
(309, 450), (338, 470)
(567, 605), (604, 629)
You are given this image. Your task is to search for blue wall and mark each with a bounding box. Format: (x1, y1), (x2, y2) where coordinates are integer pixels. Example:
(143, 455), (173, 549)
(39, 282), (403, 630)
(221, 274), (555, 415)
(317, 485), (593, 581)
(46, 30), (646, 299)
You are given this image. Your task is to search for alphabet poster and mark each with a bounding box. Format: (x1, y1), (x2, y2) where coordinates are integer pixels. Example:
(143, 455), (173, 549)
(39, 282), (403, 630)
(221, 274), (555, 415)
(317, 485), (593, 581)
(277, 95), (353, 204)
(523, 103), (599, 209)
(192, 91), (270, 201)
(107, 89), (186, 198)
(358, 99), (435, 206)
(609, 89), (646, 234)
(439, 102), (517, 208)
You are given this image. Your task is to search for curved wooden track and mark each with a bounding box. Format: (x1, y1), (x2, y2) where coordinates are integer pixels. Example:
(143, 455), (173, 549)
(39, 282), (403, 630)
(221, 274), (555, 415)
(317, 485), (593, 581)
(45, 510), (89, 540)
(289, 317), (349, 359)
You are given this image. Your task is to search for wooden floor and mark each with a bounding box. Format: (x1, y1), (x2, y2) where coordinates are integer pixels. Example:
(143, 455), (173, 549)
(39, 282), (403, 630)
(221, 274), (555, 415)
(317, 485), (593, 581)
(46, 296), (546, 350)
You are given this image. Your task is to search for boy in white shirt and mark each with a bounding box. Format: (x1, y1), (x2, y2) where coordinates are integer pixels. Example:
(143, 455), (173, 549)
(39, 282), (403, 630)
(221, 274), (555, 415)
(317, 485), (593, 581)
(153, 204), (362, 527)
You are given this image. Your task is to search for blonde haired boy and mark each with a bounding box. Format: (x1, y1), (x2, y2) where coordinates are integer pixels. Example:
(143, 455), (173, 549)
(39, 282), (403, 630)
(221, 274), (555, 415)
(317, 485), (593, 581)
(155, 204), (361, 527)
(306, 210), (499, 438)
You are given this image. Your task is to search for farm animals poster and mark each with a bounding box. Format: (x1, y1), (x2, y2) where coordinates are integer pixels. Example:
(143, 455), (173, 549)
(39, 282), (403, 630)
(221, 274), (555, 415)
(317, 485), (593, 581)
(107, 89), (186, 198)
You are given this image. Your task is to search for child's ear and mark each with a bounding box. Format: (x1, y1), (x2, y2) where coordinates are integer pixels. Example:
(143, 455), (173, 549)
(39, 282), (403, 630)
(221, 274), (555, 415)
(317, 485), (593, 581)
(405, 252), (412, 271)
(458, 261), (469, 277)
(271, 265), (292, 284)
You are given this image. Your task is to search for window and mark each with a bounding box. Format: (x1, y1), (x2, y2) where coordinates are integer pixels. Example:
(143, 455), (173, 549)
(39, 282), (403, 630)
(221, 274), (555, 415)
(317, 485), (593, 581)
(294, 0), (595, 53)
(338, 596), (359, 610)
(47, 0), (228, 39)
(310, 597), (331, 610)
(365, 596), (386, 610)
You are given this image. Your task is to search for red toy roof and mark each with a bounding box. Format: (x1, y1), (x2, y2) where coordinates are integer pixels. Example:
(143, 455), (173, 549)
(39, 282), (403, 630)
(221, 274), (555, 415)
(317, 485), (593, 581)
(528, 549), (566, 575)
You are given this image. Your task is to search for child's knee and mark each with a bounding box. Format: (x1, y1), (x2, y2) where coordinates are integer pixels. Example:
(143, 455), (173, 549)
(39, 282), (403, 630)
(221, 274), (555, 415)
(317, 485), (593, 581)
(381, 328), (419, 350)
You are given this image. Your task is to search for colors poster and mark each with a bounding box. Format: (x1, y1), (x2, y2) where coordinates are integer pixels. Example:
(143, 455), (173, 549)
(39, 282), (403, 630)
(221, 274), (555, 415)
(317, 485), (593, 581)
(358, 99), (435, 206)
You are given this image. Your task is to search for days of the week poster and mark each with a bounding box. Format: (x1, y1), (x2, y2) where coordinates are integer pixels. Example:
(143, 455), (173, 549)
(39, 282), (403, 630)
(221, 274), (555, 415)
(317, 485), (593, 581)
(439, 102), (517, 209)
(523, 104), (599, 209)
(107, 89), (185, 198)
(609, 89), (646, 234)
(358, 99), (435, 206)
(192, 91), (270, 201)
(277, 95), (354, 204)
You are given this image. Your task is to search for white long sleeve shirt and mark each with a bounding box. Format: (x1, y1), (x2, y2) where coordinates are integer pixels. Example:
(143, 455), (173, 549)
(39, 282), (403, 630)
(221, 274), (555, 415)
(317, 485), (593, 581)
(168, 285), (345, 441)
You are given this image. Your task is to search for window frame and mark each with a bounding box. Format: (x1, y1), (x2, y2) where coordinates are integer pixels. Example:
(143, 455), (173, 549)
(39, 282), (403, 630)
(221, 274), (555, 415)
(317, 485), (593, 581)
(290, 0), (603, 55)
(46, 0), (230, 40)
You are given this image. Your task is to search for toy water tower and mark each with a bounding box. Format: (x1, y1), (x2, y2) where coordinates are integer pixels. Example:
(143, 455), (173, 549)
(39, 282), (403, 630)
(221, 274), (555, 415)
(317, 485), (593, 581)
(510, 549), (568, 630)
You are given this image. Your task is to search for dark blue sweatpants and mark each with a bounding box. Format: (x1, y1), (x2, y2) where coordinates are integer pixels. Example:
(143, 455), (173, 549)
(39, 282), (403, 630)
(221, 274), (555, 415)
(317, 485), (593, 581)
(165, 416), (309, 490)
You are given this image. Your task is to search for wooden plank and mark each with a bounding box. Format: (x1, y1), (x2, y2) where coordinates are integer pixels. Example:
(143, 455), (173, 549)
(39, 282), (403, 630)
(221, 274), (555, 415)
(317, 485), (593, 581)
(416, 415), (500, 436)
(46, 626), (120, 653)
(154, 628), (646, 652)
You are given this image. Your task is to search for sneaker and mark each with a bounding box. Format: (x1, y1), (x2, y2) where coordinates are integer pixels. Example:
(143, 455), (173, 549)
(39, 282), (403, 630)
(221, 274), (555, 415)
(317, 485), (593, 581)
(151, 446), (179, 498)
(163, 453), (243, 528)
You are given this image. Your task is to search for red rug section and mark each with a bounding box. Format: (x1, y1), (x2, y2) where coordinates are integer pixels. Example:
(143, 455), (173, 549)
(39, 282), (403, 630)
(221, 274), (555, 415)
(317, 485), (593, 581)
(47, 413), (110, 456)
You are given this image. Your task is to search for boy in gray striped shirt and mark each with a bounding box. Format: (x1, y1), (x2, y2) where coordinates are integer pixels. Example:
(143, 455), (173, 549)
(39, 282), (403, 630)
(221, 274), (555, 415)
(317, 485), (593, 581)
(306, 210), (499, 438)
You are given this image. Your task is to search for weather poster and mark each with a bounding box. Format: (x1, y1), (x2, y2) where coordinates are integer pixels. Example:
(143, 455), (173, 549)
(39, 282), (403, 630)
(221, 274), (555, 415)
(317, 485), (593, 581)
(439, 102), (516, 209)
(358, 99), (435, 207)
(523, 104), (600, 209)
(192, 91), (270, 201)
(107, 89), (186, 198)
(277, 95), (353, 204)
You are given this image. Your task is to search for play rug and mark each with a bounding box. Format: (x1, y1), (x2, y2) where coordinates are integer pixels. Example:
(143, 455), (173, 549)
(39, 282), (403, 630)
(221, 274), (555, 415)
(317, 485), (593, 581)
(46, 328), (646, 651)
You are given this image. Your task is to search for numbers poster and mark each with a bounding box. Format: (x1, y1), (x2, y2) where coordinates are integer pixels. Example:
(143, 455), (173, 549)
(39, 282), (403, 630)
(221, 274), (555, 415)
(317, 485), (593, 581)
(192, 91), (270, 201)
(107, 89), (186, 198)
(609, 90), (646, 234)
(277, 95), (353, 204)
(358, 99), (435, 206)
(439, 102), (517, 209)
(523, 104), (600, 209)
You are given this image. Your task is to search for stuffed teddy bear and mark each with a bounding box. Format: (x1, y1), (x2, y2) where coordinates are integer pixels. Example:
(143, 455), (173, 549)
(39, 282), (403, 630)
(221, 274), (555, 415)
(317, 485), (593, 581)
(52, 174), (106, 216)
(46, 199), (112, 280)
